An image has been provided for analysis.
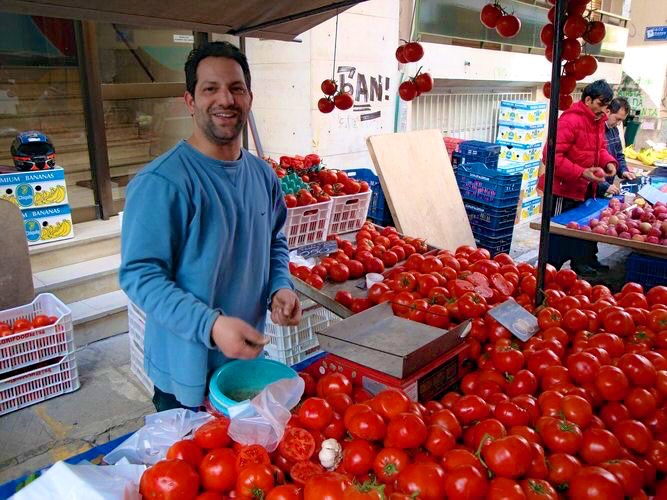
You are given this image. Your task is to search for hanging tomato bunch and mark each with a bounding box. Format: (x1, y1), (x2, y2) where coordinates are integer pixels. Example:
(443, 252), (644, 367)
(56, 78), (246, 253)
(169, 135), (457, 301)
(395, 41), (434, 102)
(480, 2), (522, 38)
(318, 79), (353, 114)
(540, 0), (607, 111)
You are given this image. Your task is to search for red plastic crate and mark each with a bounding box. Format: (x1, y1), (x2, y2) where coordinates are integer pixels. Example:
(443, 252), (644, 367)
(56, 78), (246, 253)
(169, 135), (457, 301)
(305, 342), (471, 402)
(0, 293), (74, 375)
(284, 200), (333, 249)
(0, 354), (79, 415)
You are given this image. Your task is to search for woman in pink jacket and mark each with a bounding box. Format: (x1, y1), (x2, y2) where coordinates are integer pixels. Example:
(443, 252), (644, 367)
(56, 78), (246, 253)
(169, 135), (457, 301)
(537, 80), (618, 276)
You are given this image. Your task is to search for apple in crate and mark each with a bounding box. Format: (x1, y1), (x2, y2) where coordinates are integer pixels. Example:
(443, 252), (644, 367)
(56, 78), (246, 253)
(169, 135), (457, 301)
(566, 222), (579, 229)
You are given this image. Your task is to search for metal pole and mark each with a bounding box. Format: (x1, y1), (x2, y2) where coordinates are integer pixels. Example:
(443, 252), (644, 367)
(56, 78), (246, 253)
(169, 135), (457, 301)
(535, 0), (567, 307)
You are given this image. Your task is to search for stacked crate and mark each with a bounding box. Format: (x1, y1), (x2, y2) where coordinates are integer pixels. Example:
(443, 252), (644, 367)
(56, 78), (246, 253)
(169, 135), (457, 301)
(0, 294), (79, 415)
(456, 161), (522, 255)
(495, 100), (547, 223)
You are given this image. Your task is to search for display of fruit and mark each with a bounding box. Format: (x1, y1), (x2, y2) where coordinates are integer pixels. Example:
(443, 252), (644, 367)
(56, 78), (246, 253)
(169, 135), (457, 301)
(139, 262), (667, 498)
(566, 197), (667, 245)
(0, 315), (57, 338)
(624, 145), (667, 166)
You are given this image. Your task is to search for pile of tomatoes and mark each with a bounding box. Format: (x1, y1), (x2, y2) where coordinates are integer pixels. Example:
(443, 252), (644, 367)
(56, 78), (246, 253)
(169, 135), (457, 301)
(142, 270), (667, 498)
(289, 223), (429, 304)
(273, 164), (370, 208)
(537, 0), (606, 110)
(0, 314), (57, 338)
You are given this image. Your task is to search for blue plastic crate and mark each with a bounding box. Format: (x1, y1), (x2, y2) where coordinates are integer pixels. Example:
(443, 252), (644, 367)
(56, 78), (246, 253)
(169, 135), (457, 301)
(625, 253), (667, 290)
(464, 200), (518, 232)
(456, 162), (522, 208)
(346, 168), (393, 226)
(473, 231), (513, 256)
(459, 140), (501, 171)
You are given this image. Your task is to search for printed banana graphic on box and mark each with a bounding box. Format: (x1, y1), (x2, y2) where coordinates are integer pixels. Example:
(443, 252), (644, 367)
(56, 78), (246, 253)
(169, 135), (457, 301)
(0, 167), (68, 210)
(21, 205), (74, 246)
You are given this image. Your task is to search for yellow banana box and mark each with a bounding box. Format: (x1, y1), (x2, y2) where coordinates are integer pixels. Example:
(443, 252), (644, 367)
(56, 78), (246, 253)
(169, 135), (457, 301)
(21, 204), (74, 246)
(516, 195), (542, 224)
(498, 100), (547, 126)
(0, 167), (68, 210)
(497, 123), (545, 147)
(500, 143), (543, 162)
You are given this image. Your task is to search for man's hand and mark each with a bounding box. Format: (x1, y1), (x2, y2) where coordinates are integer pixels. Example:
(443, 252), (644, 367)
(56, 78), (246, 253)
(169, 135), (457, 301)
(582, 167), (606, 182)
(604, 163), (617, 178)
(622, 171), (636, 180)
(271, 289), (302, 326)
(211, 315), (269, 359)
(606, 184), (620, 195)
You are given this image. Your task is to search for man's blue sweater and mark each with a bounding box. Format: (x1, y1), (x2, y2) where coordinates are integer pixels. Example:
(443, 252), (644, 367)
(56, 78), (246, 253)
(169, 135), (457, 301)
(119, 140), (293, 406)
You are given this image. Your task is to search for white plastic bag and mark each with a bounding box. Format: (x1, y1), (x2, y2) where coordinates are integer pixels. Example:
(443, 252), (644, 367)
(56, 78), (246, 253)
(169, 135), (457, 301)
(11, 459), (145, 500)
(104, 409), (212, 465)
(227, 377), (305, 452)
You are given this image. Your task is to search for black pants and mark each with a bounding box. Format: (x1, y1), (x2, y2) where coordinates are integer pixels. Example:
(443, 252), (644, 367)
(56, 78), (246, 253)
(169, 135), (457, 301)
(152, 385), (201, 412)
(547, 195), (598, 269)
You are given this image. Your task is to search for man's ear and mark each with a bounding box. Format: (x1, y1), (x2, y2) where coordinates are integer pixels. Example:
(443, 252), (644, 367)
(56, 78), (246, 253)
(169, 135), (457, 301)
(184, 91), (195, 115)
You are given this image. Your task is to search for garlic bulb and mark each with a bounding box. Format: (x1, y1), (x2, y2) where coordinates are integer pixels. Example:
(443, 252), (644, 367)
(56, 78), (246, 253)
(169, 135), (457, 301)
(318, 438), (342, 470)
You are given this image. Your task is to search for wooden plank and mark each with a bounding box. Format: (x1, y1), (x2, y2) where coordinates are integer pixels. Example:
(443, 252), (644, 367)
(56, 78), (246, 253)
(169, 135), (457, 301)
(367, 129), (475, 251)
(627, 158), (656, 173)
(529, 221), (667, 258)
(0, 200), (34, 309)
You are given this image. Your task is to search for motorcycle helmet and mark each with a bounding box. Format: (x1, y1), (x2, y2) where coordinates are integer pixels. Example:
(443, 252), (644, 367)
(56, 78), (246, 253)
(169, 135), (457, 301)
(10, 131), (56, 171)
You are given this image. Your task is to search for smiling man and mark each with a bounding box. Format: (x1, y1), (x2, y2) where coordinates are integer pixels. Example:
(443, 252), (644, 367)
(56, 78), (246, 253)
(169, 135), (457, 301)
(120, 42), (301, 411)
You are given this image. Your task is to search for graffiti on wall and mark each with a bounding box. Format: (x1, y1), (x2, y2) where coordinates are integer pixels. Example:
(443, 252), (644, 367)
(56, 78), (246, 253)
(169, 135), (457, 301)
(336, 66), (392, 127)
(618, 72), (659, 118)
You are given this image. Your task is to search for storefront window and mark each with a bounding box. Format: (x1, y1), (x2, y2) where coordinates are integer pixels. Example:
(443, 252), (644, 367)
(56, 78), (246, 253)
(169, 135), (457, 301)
(104, 97), (192, 208)
(96, 24), (192, 84)
(0, 12), (98, 222)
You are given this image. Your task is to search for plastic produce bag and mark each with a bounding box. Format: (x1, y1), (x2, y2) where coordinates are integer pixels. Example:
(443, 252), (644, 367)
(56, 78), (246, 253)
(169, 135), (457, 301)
(11, 459), (145, 500)
(227, 376), (305, 452)
(104, 408), (212, 465)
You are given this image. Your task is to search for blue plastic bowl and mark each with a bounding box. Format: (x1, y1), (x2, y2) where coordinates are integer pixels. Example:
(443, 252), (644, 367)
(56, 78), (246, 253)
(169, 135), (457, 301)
(208, 358), (298, 416)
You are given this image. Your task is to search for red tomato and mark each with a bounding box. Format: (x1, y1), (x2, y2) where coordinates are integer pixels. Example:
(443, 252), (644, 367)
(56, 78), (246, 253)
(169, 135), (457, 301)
(595, 366), (630, 402)
(334, 291), (353, 309)
(567, 466), (623, 499)
(31, 314), (51, 328)
(166, 439), (204, 469)
(298, 397), (334, 431)
(288, 461), (324, 488)
(480, 3), (503, 28)
(373, 447), (410, 483)
(443, 464), (488, 498)
(199, 448), (237, 493)
(482, 435), (533, 479)
(453, 395), (490, 425)
(539, 418), (582, 455)
(266, 484), (303, 500)
(370, 389), (410, 420)
(329, 263), (350, 283)
(579, 428), (621, 465)
(278, 427), (316, 463)
(303, 472), (351, 499)
(386, 413), (427, 449)
(140, 459), (200, 498)
(343, 438), (376, 476)
(397, 463), (447, 500)
(194, 418), (231, 449)
(12, 318), (32, 333)
(237, 463), (275, 498)
(345, 405), (386, 441)
(317, 373), (352, 398)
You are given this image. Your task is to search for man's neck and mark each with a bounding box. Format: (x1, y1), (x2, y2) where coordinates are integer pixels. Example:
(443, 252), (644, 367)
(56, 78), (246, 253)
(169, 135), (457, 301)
(187, 134), (242, 162)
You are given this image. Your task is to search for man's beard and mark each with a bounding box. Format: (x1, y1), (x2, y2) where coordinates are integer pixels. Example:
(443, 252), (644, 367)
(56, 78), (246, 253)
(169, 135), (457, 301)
(195, 105), (246, 145)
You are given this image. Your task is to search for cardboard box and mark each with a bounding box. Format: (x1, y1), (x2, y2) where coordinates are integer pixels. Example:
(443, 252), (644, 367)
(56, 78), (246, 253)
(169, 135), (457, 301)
(516, 195), (542, 223)
(498, 100), (547, 126)
(0, 167), (68, 210)
(497, 123), (545, 147)
(521, 178), (538, 199)
(21, 204), (74, 246)
(497, 159), (540, 177)
(499, 143), (543, 163)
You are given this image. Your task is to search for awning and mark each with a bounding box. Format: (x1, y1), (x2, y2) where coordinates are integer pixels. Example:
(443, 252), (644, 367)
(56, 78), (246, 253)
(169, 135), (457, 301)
(0, 0), (367, 40)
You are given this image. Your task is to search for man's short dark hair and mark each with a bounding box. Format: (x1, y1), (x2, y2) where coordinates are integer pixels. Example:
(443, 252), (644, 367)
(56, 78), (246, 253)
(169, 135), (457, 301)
(609, 97), (630, 114)
(185, 41), (251, 96)
(581, 79), (614, 105)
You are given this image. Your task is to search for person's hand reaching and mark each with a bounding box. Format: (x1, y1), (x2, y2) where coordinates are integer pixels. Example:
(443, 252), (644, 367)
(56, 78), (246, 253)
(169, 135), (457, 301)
(211, 315), (269, 359)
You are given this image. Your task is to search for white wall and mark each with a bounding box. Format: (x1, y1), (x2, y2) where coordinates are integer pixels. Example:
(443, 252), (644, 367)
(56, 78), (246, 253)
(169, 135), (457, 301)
(245, 0), (400, 170)
(622, 0), (667, 116)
